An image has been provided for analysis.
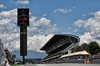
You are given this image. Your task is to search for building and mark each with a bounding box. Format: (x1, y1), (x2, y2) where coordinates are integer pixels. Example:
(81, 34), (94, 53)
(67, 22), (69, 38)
(0, 39), (15, 65)
(60, 51), (90, 61)
(5, 48), (15, 64)
(40, 34), (80, 63)
(0, 39), (6, 66)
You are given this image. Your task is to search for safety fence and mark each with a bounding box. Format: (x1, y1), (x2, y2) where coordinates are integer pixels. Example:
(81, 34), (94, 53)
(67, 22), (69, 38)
(45, 59), (100, 64)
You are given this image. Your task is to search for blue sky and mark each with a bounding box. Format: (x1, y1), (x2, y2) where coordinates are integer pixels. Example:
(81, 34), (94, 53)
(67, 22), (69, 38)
(1, 0), (100, 34)
(0, 0), (100, 52)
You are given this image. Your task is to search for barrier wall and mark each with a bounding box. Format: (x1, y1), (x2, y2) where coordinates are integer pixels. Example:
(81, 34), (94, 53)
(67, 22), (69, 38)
(60, 60), (84, 63)
(45, 59), (100, 64)
(93, 59), (100, 63)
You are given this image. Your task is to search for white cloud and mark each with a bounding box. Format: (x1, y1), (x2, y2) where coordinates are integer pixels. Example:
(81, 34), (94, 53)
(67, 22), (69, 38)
(27, 34), (54, 52)
(0, 9), (58, 51)
(1, 33), (54, 52)
(0, 9), (17, 22)
(74, 19), (85, 28)
(43, 14), (47, 17)
(74, 11), (100, 45)
(79, 32), (93, 45)
(0, 9), (18, 33)
(68, 27), (71, 29)
(28, 16), (58, 35)
(0, 4), (6, 8)
(82, 14), (86, 17)
(54, 8), (72, 13)
(73, 7), (76, 9)
(73, 29), (78, 32)
(13, 0), (29, 5)
(0, 33), (20, 51)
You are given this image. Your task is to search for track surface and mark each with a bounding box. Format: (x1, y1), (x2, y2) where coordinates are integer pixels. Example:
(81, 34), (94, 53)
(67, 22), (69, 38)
(20, 63), (100, 66)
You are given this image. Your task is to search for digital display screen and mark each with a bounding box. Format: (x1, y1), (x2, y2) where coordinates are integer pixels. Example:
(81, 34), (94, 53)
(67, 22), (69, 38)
(17, 8), (29, 26)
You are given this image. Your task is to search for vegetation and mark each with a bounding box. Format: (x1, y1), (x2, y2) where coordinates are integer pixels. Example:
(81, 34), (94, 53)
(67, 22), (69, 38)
(81, 43), (90, 53)
(72, 41), (100, 55)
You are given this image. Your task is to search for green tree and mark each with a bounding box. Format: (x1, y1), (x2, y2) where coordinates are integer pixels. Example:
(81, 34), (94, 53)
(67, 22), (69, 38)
(73, 46), (83, 52)
(89, 41), (100, 55)
(81, 43), (90, 53)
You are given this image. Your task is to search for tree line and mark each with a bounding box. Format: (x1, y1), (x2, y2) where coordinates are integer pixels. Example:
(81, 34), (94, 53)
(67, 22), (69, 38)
(72, 41), (100, 55)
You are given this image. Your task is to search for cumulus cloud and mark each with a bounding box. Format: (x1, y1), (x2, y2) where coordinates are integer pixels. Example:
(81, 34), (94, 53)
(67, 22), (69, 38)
(0, 32), (20, 51)
(82, 14), (86, 17)
(0, 9), (17, 23)
(74, 11), (100, 45)
(0, 9), (17, 18)
(0, 9), (18, 33)
(54, 8), (72, 13)
(0, 9), (19, 51)
(68, 27), (71, 29)
(0, 4), (6, 8)
(27, 34), (54, 52)
(72, 7), (76, 9)
(12, 0), (29, 5)
(79, 32), (93, 45)
(1, 33), (53, 51)
(43, 14), (47, 17)
(73, 29), (78, 32)
(0, 9), (58, 51)
(28, 17), (58, 35)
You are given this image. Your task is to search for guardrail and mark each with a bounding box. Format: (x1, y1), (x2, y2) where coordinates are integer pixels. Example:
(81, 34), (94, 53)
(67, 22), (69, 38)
(44, 59), (100, 64)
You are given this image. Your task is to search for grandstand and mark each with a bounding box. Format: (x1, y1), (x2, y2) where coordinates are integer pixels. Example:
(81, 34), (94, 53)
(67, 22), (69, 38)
(40, 34), (80, 63)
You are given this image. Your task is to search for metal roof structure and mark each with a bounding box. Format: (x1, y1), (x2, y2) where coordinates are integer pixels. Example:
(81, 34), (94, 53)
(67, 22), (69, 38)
(40, 34), (80, 62)
(40, 34), (80, 50)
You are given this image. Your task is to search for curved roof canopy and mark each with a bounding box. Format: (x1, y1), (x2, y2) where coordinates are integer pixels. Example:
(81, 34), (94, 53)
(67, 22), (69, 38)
(60, 51), (90, 58)
(40, 34), (80, 50)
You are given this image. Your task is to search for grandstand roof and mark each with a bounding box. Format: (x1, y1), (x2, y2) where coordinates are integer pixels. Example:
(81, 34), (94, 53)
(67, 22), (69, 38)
(40, 34), (80, 50)
(60, 51), (90, 58)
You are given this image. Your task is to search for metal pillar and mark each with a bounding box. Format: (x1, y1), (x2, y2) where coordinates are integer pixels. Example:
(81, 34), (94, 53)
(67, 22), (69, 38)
(23, 55), (25, 64)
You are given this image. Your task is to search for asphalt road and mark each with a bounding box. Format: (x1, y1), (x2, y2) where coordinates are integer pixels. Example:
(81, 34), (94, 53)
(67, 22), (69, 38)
(19, 63), (100, 66)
